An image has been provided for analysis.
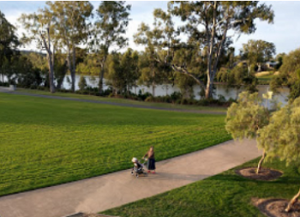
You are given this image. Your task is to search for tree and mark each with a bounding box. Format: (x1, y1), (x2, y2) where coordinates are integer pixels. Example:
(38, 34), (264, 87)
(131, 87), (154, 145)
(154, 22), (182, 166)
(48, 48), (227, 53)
(78, 75), (87, 91)
(0, 10), (20, 82)
(19, 5), (56, 93)
(257, 97), (300, 212)
(217, 64), (258, 98)
(170, 1), (274, 99)
(119, 49), (139, 93)
(226, 91), (270, 174)
(270, 48), (300, 101)
(90, 1), (131, 95)
(48, 1), (93, 92)
(134, 6), (178, 96)
(241, 39), (276, 73)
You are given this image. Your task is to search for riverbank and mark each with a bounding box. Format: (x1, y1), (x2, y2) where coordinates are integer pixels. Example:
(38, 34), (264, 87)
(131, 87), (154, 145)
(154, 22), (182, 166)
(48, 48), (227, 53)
(14, 88), (228, 113)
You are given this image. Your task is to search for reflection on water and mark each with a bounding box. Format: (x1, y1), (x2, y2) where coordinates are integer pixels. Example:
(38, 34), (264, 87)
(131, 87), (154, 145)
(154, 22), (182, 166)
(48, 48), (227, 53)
(63, 75), (289, 108)
(1, 74), (289, 108)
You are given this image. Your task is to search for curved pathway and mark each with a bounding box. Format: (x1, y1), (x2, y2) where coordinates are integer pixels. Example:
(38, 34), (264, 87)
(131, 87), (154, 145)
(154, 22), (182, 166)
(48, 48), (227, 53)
(0, 139), (260, 217)
(0, 89), (225, 115)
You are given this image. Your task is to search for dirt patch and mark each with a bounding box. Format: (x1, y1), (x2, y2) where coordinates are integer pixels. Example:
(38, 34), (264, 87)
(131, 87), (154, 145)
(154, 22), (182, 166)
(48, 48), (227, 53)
(253, 198), (300, 217)
(235, 167), (282, 181)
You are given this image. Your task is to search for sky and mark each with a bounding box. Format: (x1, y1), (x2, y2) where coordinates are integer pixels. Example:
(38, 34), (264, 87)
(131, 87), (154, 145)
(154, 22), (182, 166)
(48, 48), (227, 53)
(0, 1), (300, 55)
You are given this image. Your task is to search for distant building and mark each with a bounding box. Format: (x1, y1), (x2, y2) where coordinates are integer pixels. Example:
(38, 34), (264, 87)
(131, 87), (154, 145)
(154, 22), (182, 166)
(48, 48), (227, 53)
(265, 61), (278, 68)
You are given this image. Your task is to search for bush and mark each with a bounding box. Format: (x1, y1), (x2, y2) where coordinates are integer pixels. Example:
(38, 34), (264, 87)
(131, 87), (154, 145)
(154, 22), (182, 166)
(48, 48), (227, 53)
(170, 91), (182, 102)
(138, 92), (152, 101)
(0, 81), (9, 87)
(78, 76), (87, 91)
(145, 96), (155, 102)
(108, 93), (115, 98)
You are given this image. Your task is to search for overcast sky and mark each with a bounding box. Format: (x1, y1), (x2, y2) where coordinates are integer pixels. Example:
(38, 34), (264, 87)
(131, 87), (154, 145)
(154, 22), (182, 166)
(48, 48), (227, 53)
(1, 1), (300, 55)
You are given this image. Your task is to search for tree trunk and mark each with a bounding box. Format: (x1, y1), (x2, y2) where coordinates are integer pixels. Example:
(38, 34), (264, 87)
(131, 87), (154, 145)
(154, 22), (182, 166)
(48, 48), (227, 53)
(152, 82), (155, 97)
(285, 188), (300, 212)
(99, 58), (106, 95)
(99, 68), (104, 95)
(45, 27), (55, 94)
(257, 63), (262, 72)
(205, 71), (216, 99)
(66, 51), (74, 92)
(256, 149), (266, 174)
(72, 46), (76, 92)
(47, 53), (55, 93)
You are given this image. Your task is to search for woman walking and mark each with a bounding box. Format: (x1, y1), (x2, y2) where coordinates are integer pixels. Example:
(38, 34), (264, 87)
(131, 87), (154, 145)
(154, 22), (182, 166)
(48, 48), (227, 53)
(143, 146), (156, 174)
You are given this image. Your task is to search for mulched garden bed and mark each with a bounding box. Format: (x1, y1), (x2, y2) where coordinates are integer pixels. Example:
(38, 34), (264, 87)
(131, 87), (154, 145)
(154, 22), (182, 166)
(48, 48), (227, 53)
(253, 198), (300, 217)
(235, 167), (283, 181)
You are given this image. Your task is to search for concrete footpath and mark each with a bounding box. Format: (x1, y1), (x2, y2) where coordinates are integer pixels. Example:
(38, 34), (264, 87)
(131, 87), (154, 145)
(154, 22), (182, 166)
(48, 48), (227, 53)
(0, 139), (260, 217)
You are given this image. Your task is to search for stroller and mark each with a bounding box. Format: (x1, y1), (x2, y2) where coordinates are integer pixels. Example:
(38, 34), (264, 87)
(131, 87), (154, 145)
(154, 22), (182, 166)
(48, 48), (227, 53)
(131, 157), (147, 178)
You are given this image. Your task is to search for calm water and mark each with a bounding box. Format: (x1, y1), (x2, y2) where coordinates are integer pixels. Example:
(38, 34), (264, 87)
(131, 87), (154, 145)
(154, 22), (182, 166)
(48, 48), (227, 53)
(63, 75), (290, 108)
(1, 74), (289, 108)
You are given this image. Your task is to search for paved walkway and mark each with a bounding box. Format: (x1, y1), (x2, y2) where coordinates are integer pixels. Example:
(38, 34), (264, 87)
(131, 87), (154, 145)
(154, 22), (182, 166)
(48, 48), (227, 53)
(0, 139), (260, 217)
(0, 89), (225, 115)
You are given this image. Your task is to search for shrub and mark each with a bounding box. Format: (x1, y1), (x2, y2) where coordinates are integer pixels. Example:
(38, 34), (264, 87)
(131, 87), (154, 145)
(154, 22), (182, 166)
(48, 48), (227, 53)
(145, 96), (155, 102)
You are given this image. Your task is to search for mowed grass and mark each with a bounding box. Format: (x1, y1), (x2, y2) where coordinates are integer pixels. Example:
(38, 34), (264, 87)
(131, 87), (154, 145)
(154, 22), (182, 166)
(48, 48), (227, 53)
(0, 92), (230, 196)
(102, 158), (300, 217)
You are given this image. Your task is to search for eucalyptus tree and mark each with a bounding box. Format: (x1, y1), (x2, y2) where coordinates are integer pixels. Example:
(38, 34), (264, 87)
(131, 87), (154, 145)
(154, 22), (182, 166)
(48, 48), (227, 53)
(241, 39), (276, 73)
(48, 1), (93, 92)
(19, 5), (56, 93)
(134, 6), (177, 96)
(170, 1), (274, 99)
(90, 1), (131, 95)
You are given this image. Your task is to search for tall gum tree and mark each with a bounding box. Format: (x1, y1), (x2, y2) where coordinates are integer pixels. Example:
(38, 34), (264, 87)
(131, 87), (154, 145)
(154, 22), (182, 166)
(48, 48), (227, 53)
(90, 1), (131, 95)
(48, 1), (93, 92)
(134, 5), (179, 96)
(19, 6), (56, 93)
(170, 1), (274, 99)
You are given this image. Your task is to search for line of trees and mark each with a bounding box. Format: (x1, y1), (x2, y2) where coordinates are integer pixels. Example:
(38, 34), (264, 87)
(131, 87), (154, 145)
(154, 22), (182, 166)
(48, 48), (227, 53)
(0, 1), (278, 99)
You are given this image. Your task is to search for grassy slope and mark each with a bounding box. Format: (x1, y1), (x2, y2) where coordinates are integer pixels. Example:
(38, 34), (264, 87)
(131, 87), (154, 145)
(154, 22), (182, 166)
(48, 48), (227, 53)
(0, 92), (230, 196)
(16, 88), (227, 112)
(102, 158), (299, 217)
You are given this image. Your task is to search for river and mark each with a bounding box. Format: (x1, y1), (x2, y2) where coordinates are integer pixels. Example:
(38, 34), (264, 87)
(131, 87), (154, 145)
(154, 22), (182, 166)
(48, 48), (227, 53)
(1, 74), (289, 108)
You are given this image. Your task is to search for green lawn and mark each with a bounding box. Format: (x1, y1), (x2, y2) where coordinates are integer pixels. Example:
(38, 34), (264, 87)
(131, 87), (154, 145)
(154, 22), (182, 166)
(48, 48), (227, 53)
(102, 158), (299, 217)
(0, 92), (230, 196)
(16, 88), (227, 112)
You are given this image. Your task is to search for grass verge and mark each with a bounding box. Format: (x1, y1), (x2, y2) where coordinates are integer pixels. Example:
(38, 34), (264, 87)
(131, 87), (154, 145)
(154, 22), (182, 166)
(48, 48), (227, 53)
(16, 88), (227, 112)
(0, 92), (230, 196)
(102, 158), (299, 217)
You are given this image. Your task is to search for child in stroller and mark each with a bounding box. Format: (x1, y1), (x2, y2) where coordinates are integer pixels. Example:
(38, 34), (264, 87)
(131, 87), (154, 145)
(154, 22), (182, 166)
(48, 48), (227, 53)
(131, 157), (145, 178)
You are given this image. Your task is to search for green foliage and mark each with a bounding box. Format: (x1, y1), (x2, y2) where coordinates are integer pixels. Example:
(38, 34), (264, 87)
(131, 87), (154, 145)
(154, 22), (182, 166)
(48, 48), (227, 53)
(258, 97), (300, 165)
(0, 92), (230, 196)
(270, 48), (300, 100)
(0, 10), (20, 80)
(226, 91), (270, 140)
(78, 76), (87, 91)
(90, 1), (131, 93)
(217, 66), (258, 93)
(241, 39), (276, 71)
(171, 1), (274, 98)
